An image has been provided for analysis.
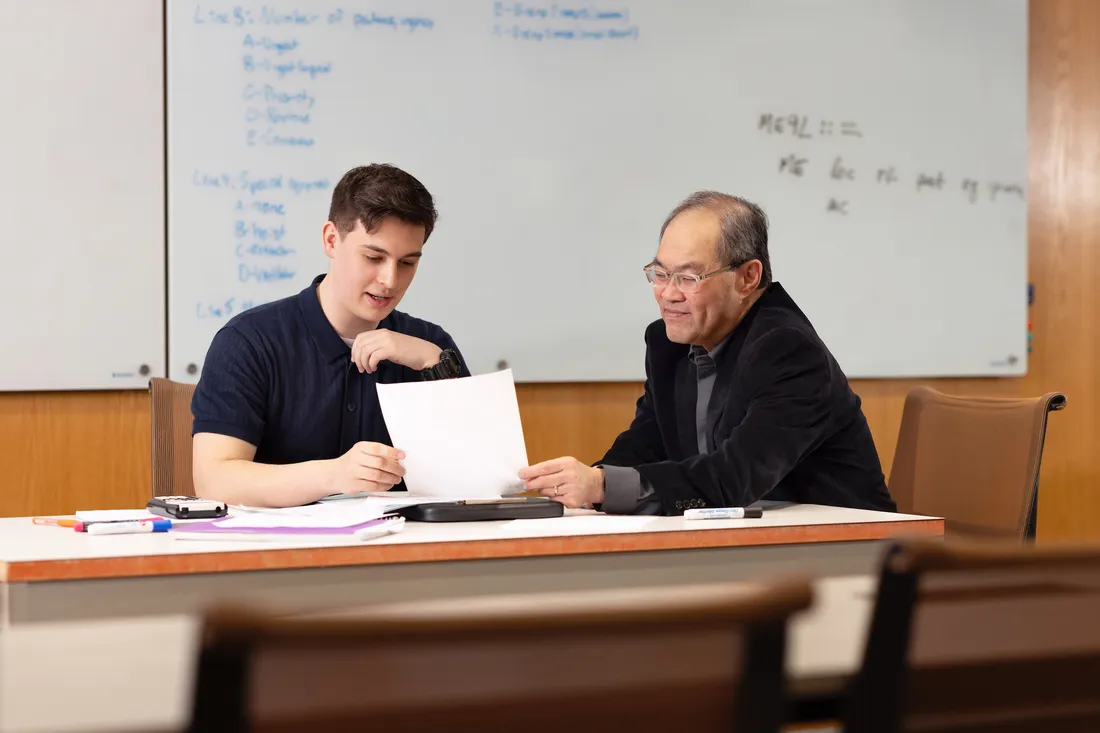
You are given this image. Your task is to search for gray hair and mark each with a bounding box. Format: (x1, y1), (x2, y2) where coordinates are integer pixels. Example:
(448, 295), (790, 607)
(659, 191), (772, 289)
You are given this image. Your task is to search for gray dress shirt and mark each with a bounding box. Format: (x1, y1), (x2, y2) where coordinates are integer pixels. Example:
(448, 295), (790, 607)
(600, 332), (733, 514)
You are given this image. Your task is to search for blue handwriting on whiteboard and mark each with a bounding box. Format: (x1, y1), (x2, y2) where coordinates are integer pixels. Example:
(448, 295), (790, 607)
(235, 221), (288, 241)
(236, 200), (286, 215)
(247, 129), (316, 147)
(352, 12), (435, 31)
(354, 12), (396, 28)
(239, 264), (296, 282)
(495, 24), (638, 40)
(493, 3), (630, 22)
(242, 84), (316, 108)
(195, 297), (256, 320)
(193, 172), (328, 194)
(246, 107), (312, 124)
(193, 170), (232, 188)
(237, 242), (296, 257)
(193, 6), (233, 24)
(261, 7), (320, 25)
(400, 16), (434, 31)
(288, 177), (329, 194)
(242, 35), (300, 54)
(238, 172), (283, 194)
(243, 56), (332, 79)
(193, 6), (320, 26)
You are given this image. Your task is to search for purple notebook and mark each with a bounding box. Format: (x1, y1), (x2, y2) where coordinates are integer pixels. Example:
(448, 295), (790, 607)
(174, 514), (400, 536)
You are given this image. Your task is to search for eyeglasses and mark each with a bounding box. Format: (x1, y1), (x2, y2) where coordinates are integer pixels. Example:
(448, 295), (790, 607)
(643, 264), (735, 293)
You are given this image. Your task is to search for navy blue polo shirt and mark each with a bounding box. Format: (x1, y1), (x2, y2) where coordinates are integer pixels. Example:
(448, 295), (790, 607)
(191, 274), (469, 465)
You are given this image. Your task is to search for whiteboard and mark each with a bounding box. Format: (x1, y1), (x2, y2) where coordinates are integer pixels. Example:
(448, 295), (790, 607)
(0, 0), (165, 391)
(167, 0), (1027, 382)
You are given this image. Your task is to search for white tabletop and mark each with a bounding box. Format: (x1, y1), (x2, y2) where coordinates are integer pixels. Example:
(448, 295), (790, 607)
(0, 504), (936, 567)
(0, 575), (875, 733)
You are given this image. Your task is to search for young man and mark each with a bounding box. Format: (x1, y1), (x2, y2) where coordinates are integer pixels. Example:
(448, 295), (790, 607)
(191, 164), (468, 508)
(519, 191), (896, 515)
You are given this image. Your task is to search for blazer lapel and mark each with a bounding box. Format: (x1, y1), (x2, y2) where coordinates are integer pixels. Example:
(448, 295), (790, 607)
(706, 300), (763, 445)
(674, 357), (697, 459)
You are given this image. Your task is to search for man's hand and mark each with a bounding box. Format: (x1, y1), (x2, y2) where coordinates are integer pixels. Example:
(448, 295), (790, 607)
(518, 457), (605, 509)
(351, 330), (442, 374)
(328, 441), (406, 494)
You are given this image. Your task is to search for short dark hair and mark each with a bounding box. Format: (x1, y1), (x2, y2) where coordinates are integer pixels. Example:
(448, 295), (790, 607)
(328, 164), (438, 242)
(660, 191), (772, 289)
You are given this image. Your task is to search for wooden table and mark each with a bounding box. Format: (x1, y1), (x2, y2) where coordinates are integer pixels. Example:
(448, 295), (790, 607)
(0, 575), (876, 733)
(0, 505), (940, 626)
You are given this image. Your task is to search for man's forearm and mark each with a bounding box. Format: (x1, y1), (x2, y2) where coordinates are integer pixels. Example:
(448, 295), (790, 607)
(194, 458), (335, 508)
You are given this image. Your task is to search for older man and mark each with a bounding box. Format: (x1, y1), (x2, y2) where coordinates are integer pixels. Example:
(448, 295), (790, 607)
(520, 191), (896, 515)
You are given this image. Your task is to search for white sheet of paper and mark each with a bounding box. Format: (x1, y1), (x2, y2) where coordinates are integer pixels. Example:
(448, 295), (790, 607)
(219, 499), (390, 528)
(497, 515), (659, 537)
(76, 509), (159, 522)
(376, 369), (529, 498)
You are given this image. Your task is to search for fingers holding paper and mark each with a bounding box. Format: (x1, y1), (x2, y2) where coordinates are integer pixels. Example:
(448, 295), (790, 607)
(330, 441), (406, 494)
(519, 457), (605, 509)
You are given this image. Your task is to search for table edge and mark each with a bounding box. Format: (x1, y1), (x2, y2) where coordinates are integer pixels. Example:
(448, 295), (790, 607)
(0, 518), (944, 583)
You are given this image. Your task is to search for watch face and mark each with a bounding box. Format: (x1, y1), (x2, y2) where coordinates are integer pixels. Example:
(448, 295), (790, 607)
(441, 349), (460, 376)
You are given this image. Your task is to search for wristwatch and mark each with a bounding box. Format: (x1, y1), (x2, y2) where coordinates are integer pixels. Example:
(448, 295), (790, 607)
(420, 348), (462, 380)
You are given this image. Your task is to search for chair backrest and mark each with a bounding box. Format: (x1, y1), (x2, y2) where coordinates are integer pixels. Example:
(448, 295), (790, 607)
(188, 578), (814, 733)
(845, 539), (1100, 733)
(149, 377), (197, 498)
(888, 386), (1066, 540)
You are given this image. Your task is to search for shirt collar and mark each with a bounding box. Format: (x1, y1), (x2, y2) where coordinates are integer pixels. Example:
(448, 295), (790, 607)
(298, 273), (394, 364)
(687, 286), (770, 367)
(689, 327), (735, 366)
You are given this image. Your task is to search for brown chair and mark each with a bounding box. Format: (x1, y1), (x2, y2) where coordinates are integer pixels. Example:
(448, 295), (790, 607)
(845, 539), (1100, 733)
(888, 386), (1066, 540)
(187, 578), (814, 733)
(149, 377), (197, 498)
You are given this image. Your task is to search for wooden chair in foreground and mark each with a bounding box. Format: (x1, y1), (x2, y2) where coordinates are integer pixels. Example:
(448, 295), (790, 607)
(188, 578), (814, 733)
(148, 377), (197, 499)
(888, 386), (1066, 540)
(845, 539), (1100, 733)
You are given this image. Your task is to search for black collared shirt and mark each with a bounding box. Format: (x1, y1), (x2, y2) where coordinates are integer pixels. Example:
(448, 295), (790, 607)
(687, 330), (735, 455)
(191, 274), (468, 465)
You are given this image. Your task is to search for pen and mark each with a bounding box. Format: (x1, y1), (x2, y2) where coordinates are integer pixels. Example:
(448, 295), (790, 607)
(76, 519), (172, 535)
(353, 516), (405, 541)
(683, 507), (763, 520)
(32, 517), (79, 528)
(72, 517), (163, 527)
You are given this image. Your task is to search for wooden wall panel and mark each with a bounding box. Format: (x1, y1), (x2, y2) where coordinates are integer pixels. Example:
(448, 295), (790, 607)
(0, 0), (1097, 541)
(0, 391), (150, 518)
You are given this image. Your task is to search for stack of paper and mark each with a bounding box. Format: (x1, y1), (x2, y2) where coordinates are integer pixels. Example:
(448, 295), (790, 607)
(224, 500), (391, 528)
(171, 516), (404, 545)
(169, 497), (411, 543)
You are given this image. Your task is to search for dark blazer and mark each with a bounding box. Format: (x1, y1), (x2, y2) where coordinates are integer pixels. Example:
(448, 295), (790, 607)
(600, 283), (896, 514)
